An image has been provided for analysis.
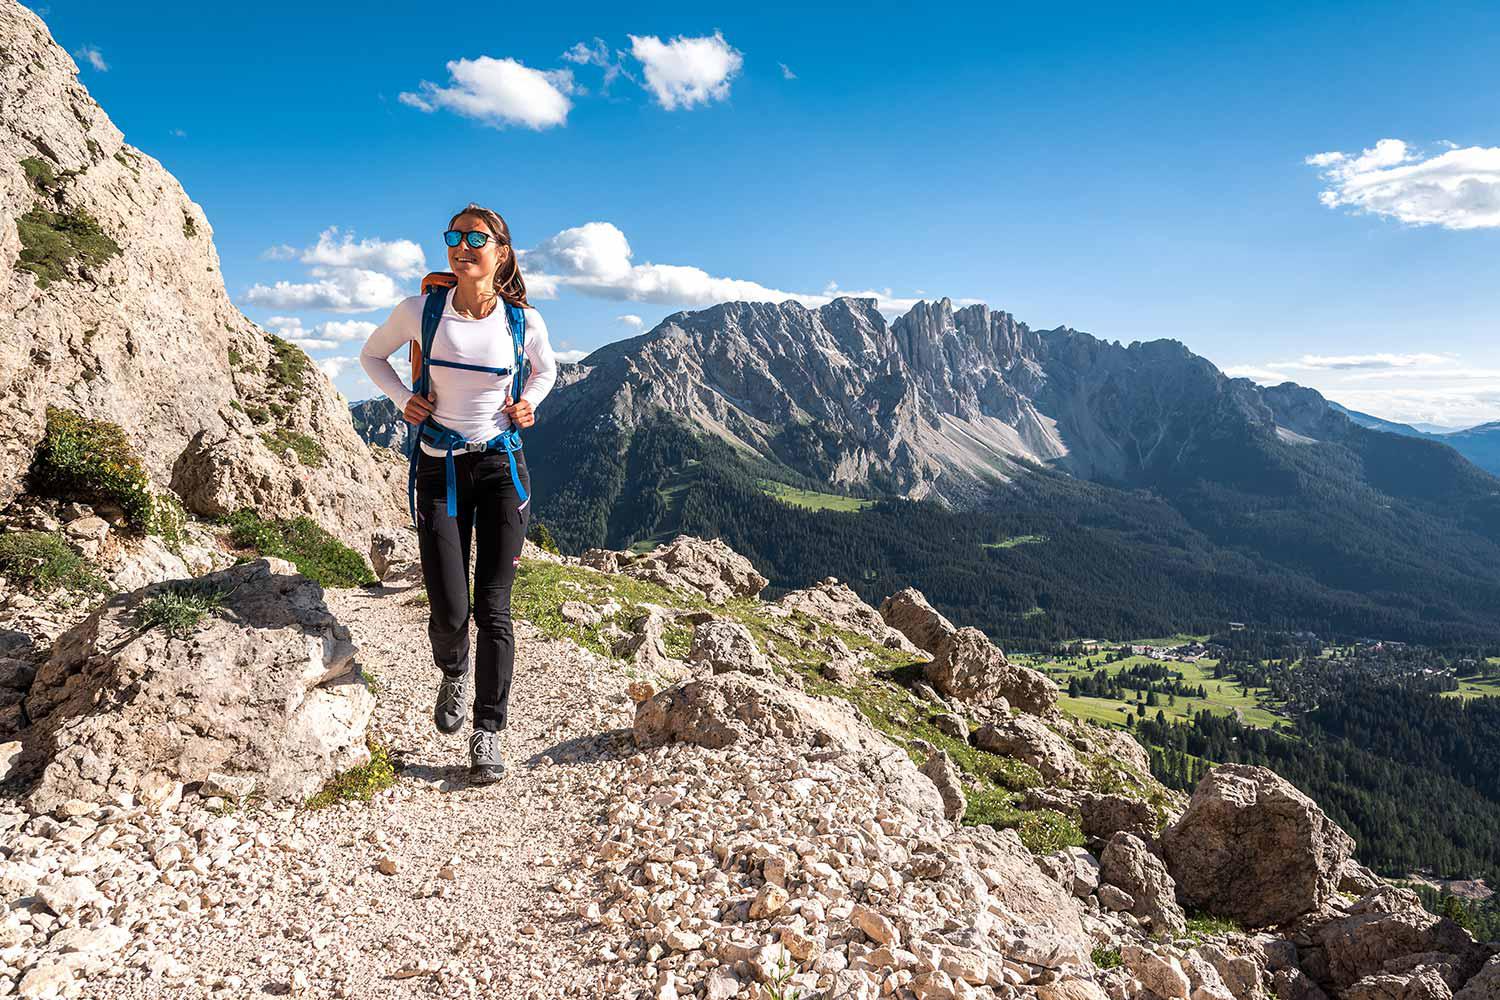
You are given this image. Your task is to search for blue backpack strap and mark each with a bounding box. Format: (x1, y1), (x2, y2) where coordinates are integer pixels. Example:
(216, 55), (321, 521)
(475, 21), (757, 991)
(406, 288), (451, 527)
(507, 303), (527, 404)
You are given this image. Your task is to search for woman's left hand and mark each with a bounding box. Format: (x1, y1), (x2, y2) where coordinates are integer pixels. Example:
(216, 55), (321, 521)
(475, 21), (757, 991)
(503, 394), (535, 429)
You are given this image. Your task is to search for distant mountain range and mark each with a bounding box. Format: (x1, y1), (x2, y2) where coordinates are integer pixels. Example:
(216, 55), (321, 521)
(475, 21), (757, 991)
(352, 297), (1500, 647)
(1330, 403), (1500, 476)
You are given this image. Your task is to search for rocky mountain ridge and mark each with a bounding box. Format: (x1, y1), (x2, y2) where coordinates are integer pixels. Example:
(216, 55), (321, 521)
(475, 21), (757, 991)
(535, 294), (1494, 510)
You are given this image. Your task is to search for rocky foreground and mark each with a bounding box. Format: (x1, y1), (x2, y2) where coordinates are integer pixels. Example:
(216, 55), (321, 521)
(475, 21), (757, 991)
(0, 531), (1493, 1000)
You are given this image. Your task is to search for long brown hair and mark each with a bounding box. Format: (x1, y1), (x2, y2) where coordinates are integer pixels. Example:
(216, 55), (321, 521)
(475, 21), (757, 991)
(448, 203), (529, 308)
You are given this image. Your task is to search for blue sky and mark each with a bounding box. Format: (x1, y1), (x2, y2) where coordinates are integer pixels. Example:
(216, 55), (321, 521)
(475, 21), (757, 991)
(30, 1), (1500, 427)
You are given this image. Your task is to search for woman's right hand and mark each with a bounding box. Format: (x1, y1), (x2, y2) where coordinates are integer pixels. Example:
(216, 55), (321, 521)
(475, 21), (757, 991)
(403, 392), (435, 425)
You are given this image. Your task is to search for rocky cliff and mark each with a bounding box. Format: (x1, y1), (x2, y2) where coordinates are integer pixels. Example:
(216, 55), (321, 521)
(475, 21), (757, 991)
(0, 1), (403, 555)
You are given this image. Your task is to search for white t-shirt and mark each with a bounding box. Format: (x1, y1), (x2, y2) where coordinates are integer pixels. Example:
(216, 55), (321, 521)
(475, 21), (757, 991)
(359, 289), (558, 457)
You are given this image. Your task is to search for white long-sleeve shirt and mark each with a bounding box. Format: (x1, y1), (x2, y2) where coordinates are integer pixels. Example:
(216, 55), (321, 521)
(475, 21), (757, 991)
(359, 288), (558, 457)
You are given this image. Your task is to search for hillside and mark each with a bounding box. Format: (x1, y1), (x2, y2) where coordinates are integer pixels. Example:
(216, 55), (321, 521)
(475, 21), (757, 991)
(516, 300), (1500, 646)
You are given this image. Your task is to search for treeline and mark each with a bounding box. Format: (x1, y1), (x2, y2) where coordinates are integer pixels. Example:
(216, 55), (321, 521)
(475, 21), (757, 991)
(1068, 667), (1207, 702)
(1136, 710), (1500, 882)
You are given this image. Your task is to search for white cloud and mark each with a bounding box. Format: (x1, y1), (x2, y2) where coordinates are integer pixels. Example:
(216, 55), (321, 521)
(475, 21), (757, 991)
(628, 32), (742, 111)
(263, 316), (376, 349)
(73, 45), (106, 72)
(316, 356), (358, 379)
(1306, 138), (1500, 230)
(616, 314), (644, 330)
(563, 38), (628, 89)
(261, 244), (298, 261)
(301, 227), (425, 279)
(1224, 366), (1293, 384)
(1228, 352), (1500, 427)
(555, 349), (589, 363)
(1287, 352), (1449, 371)
(400, 56), (574, 130)
(246, 268), (404, 313)
(779, 63), (797, 80)
(519, 220), (922, 316)
(170, 128), (187, 138)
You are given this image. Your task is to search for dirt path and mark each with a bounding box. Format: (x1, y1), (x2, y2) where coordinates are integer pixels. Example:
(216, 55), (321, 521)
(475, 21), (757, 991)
(102, 580), (638, 1000)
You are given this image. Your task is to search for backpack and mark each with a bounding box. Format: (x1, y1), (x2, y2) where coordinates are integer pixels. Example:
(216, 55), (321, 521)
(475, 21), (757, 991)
(403, 271), (530, 528)
(408, 271), (528, 406)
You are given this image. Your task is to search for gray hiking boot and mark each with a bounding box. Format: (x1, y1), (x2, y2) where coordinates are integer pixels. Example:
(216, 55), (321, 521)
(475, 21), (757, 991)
(468, 729), (506, 784)
(433, 671), (468, 735)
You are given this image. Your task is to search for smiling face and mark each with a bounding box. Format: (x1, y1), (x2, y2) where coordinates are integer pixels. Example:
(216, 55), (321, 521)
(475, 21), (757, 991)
(447, 212), (509, 286)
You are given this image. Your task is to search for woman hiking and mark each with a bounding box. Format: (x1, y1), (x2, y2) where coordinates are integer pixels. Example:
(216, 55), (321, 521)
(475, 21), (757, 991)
(358, 204), (557, 783)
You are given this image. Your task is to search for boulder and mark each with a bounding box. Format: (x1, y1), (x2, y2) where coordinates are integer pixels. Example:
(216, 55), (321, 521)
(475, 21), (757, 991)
(778, 578), (918, 654)
(611, 606), (684, 676)
(17, 559), (373, 811)
(878, 587), (955, 654)
(1050, 846), (1102, 899)
(1163, 765), (1355, 927)
(1344, 968), (1453, 1000)
(688, 619), (770, 678)
(1124, 945), (1191, 999)
(632, 672), (945, 820)
(1100, 832), (1187, 935)
(622, 536), (767, 604)
(1455, 956), (1500, 1000)
(918, 746), (966, 821)
(1193, 943), (1267, 1000)
(1338, 860), (1384, 897)
(973, 715), (1081, 782)
(925, 627), (1058, 713)
(1313, 887), (1485, 991)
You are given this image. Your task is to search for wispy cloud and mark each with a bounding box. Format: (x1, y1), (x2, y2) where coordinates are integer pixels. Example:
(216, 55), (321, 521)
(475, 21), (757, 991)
(562, 38), (629, 91)
(264, 316), (376, 351)
(1306, 138), (1500, 230)
(780, 63), (797, 80)
(73, 45), (107, 72)
(616, 314), (644, 330)
(400, 57), (575, 130)
(628, 32), (743, 111)
(519, 220), (926, 316)
(315, 356), (359, 379)
(555, 349), (589, 363)
(1228, 353), (1500, 428)
(170, 128), (187, 138)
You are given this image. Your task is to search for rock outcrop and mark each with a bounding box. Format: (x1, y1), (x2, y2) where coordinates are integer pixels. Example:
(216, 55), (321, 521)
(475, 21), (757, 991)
(1163, 765), (1355, 927)
(779, 578), (919, 654)
(0, 2), (403, 555)
(632, 671), (946, 821)
(1305, 887), (1486, 992)
(1100, 832), (1187, 936)
(15, 558), (373, 811)
(620, 536), (767, 604)
(687, 619), (770, 677)
(974, 714), (1082, 782)
(923, 626), (1059, 713)
(878, 587), (955, 653)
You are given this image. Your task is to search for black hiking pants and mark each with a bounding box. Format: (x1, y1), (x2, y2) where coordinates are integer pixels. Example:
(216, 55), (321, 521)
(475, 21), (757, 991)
(413, 446), (530, 732)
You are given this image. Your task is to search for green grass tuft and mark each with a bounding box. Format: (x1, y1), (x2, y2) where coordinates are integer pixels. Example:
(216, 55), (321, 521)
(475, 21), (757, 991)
(1185, 911), (1244, 939)
(260, 428), (327, 467)
(16, 205), (121, 288)
(305, 736), (396, 809)
(135, 582), (228, 638)
(1091, 946), (1123, 969)
(21, 157), (57, 191)
(0, 530), (108, 596)
(222, 509), (375, 588)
